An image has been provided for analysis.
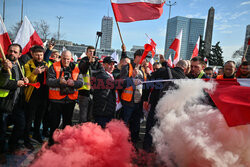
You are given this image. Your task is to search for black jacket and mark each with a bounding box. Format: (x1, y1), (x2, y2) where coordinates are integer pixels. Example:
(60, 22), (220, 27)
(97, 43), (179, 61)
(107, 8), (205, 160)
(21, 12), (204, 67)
(78, 56), (103, 97)
(92, 68), (131, 118)
(143, 67), (187, 107)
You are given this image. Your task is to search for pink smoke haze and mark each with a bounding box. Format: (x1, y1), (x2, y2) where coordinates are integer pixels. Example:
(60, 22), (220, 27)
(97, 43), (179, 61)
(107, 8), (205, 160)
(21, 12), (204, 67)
(31, 120), (134, 167)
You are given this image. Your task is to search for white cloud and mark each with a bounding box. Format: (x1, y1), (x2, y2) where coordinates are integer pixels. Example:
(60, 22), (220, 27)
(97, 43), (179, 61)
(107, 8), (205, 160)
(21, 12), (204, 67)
(215, 24), (232, 30)
(185, 13), (206, 19)
(240, 1), (250, 5)
(230, 10), (250, 20)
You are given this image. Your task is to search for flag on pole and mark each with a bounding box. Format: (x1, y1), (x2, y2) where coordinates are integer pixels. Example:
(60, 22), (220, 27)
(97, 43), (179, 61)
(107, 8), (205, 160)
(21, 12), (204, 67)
(191, 36), (200, 59)
(111, 0), (165, 22)
(169, 30), (182, 66)
(0, 15), (11, 56)
(167, 55), (173, 67)
(14, 16), (43, 55)
(139, 37), (157, 64)
(248, 38), (250, 45)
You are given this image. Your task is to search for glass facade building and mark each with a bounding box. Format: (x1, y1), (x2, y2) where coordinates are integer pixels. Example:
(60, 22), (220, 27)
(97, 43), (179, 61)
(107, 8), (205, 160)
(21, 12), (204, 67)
(164, 16), (205, 60)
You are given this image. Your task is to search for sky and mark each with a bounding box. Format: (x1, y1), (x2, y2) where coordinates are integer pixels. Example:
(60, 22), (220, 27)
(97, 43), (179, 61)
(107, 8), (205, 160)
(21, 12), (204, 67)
(1, 0), (250, 61)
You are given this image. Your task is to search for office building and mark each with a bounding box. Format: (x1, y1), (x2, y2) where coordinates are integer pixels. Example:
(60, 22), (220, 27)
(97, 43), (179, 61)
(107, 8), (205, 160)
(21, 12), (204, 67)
(100, 16), (113, 49)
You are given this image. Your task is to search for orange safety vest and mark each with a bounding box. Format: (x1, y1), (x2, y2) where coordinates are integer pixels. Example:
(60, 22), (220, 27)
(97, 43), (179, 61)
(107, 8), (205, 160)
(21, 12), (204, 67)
(121, 63), (134, 102)
(49, 61), (79, 100)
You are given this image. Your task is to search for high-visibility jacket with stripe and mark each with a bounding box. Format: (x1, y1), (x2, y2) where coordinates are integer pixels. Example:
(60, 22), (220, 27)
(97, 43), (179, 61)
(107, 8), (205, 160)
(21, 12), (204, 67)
(48, 61), (80, 100)
(0, 64), (25, 98)
(121, 63), (147, 102)
(78, 70), (90, 91)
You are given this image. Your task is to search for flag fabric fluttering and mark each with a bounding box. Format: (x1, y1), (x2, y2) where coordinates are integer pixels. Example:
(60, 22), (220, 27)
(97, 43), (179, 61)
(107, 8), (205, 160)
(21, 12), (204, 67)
(0, 15), (11, 56)
(208, 79), (250, 127)
(14, 16), (43, 55)
(149, 38), (157, 57)
(111, 0), (165, 23)
(191, 36), (200, 59)
(169, 30), (182, 66)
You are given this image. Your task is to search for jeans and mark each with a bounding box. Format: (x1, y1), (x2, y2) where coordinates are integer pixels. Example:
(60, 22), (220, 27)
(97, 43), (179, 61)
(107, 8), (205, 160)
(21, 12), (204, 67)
(78, 95), (89, 123)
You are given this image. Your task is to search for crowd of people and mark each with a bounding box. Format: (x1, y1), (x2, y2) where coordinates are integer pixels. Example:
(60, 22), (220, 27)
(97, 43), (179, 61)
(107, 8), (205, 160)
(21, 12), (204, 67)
(0, 41), (249, 164)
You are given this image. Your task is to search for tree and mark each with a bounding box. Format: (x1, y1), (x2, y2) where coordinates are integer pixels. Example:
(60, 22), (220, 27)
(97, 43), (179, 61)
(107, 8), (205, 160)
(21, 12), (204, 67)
(33, 20), (50, 41)
(208, 42), (224, 66)
(8, 22), (22, 41)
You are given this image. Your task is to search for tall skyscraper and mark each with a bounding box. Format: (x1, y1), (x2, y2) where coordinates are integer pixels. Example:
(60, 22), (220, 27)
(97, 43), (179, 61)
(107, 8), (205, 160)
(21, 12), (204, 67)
(100, 16), (113, 49)
(244, 25), (250, 61)
(164, 16), (205, 60)
(204, 7), (215, 58)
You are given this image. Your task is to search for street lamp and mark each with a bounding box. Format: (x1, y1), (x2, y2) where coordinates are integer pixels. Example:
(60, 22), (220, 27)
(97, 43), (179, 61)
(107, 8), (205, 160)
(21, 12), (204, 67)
(165, 1), (177, 19)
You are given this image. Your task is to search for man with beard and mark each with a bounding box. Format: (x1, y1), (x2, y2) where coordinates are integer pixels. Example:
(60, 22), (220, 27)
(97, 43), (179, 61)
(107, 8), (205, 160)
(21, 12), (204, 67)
(0, 44), (29, 156)
(237, 61), (250, 78)
(24, 45), (49, 149)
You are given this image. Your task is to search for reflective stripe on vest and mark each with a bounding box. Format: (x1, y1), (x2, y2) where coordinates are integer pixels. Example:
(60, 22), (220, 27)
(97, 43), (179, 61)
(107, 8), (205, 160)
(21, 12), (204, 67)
(121, 63), (133, 102)
(49, 61), (79, 100)
(0, 72), (14, 98)
(78, 70), (90, 90)
(198, 70), (205, 79)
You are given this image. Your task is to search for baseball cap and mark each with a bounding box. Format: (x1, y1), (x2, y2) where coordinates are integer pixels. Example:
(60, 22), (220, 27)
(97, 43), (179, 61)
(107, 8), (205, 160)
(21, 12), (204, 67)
(103, 56), (117, 64)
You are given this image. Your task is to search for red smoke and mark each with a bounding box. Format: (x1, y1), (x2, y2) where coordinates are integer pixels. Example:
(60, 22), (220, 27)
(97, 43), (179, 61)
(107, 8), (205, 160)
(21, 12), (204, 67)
(31, 120), (134, 167)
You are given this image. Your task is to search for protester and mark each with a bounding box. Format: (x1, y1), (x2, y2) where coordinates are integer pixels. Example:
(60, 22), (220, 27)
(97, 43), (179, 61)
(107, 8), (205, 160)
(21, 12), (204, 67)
(218, 67), (224, 75)
(216, 61), (236, 79)
(237, 61), (250, 78)
(0, 44), (29, 154)
(24, 45), (49, 148)
(143, 60), (188, 152)
(187, 56), (208, 79)
(78, 46), (103, 123)
(204, 67), (214, 78)
(46, 50), (83, 145)
(120, 48), (146, 146)
(153, 62), (162, 72)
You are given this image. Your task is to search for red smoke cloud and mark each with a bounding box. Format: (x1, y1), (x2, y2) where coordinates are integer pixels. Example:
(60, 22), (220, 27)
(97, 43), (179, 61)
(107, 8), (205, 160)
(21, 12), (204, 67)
(31, 120), (134, 167)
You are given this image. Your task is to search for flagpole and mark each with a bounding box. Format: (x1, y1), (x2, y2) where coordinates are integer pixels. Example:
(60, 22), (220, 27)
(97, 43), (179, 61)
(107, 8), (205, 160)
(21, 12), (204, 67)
(16, 60), (25, 79)
(243, 45), (249, 61)
(115, 20), (124, 45)
(0, 44), (11, 75)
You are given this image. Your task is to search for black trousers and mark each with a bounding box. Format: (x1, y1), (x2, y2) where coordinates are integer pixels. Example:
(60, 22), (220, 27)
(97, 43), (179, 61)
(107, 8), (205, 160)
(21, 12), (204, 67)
(49, 101), (75, 144)
(24, 97), (47, 142)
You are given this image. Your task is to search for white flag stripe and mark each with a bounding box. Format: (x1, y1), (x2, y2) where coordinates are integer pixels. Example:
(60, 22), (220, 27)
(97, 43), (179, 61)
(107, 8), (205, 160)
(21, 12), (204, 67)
(0, 15), (7, 34)
(14, 16), (35, 49)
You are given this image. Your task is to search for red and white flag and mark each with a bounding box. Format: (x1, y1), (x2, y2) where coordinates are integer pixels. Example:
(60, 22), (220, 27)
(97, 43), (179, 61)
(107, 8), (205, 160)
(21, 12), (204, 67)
(191, 36), (200, 59)
(139, 37), (157, 64)
(111, 0), (165, 22)
(14, 16), (43, 55)
(208, 79), (250, 127)
(167, 55), (173, 67)
(0, 15), (11, 56)
(169, 30), (182, 66)
(149, 38), (157, 57)
(148, 58), (154, 72)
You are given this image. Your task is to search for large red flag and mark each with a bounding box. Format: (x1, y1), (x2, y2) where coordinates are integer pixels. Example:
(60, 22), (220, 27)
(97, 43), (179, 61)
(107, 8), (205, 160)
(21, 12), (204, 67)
(0, 15), (11, 57)
(14, 16), (43, 55)
(169, 30), (182, 66)
(111, 0), (165, 22)
(191, 36), (200, 59)
(209, 79), (250, 127)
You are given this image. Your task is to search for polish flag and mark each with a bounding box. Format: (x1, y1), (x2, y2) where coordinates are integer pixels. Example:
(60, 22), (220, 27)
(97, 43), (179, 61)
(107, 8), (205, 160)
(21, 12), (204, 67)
(111, 0), (165, 22)
(167, 55), (173, 67)
(169, 30), (182, 66)
(208, 78), (250, 127)
(191, 36), (200, 59)
(0, 15), (11, 56)
(14, 16), (43, 55)
(150, 38), (157, 57)
(139, 37), (157, 64)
